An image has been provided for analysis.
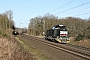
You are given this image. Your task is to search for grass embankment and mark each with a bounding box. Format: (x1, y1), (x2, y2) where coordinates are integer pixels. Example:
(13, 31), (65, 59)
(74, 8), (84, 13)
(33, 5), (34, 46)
(16, 36), (50, 60)
(0, 35), (34, 60)
(69, 37), (90, 48)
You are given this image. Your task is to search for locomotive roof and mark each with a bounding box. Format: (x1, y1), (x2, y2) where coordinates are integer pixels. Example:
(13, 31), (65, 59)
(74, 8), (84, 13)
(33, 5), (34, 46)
(52, 25), (65, 29)
(54, 25), (65, 27)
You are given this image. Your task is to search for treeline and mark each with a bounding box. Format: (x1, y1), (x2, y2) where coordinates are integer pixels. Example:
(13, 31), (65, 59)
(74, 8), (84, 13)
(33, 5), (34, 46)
(28, 13), (90, 40)
(0, 10), (14, 36)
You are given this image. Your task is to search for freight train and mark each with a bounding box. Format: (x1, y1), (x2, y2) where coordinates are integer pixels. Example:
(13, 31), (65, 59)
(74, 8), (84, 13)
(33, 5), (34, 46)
(45, 25), (70, 43)
(12, 28), (27, 35)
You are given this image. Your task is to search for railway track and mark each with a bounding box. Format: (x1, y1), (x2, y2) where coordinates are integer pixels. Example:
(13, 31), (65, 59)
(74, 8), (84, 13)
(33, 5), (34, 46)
(66, 44), (90, 51)
(19, 34), (90, 60)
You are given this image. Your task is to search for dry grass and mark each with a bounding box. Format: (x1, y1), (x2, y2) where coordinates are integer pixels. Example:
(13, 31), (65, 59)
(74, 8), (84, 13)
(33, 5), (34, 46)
(69, 37), (90, 48)
(0, 37), (34, 60)
(0, 38), (16, 60)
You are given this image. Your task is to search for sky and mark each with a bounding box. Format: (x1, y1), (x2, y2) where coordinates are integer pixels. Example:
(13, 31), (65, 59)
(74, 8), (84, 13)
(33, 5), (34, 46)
(0, 0), (90, 28)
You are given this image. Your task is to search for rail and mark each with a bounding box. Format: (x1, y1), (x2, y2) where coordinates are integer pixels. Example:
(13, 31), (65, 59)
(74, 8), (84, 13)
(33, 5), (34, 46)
(19, 35), (90, 60)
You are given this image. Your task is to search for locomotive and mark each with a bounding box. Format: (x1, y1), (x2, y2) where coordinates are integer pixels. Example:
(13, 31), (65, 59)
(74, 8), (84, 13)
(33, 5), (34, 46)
(12, 30), (19, 35)
(45, 25), (70, 43)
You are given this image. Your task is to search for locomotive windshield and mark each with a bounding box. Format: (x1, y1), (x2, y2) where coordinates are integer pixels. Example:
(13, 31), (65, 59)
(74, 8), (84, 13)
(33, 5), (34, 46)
(60, 26), (67, 31)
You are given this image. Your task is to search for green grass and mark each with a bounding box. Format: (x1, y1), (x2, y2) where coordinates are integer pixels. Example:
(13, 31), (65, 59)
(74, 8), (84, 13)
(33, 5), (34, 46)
(15, 36), (50, 60)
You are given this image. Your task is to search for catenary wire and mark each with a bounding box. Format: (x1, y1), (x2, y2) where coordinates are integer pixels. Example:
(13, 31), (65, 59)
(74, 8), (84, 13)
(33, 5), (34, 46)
(56, 2), (90, 15)
(75, 12), (90, 16)
(62, 7), (90, 16)
(49, 0), (76, 13)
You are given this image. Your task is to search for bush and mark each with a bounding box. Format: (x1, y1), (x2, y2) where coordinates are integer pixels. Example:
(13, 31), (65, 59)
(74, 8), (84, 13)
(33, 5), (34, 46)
(75, 33), (84, 41)
(2, 33), (7, 37)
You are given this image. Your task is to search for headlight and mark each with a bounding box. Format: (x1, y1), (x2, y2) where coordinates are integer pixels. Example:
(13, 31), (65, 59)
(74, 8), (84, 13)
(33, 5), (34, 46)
(60, 37), (62, 40)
